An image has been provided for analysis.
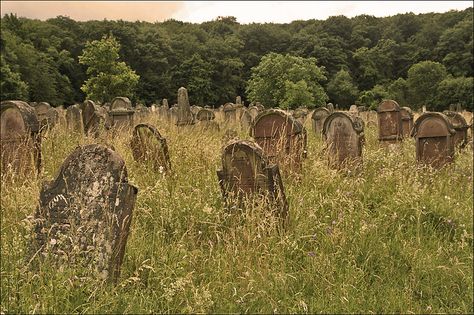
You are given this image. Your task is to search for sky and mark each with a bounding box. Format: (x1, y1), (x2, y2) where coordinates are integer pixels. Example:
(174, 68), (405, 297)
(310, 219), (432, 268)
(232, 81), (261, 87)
(1, 1), (472, 24)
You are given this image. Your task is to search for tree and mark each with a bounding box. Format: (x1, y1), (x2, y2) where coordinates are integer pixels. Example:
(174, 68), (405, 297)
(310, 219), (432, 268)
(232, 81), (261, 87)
(0, 58), (29, 100)
(326, 69), (359, 108)
(356, 85), (389, 110)
(432, 76), (473, 111)
(406, 60), (447, 109)
(78, 35), (139, 103)
(246, 53), (328, 109)
(386, 78), (409, 106)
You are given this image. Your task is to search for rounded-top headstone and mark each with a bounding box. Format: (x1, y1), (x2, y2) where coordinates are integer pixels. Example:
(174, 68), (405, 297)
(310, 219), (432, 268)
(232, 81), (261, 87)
(111, 97), (132, 111)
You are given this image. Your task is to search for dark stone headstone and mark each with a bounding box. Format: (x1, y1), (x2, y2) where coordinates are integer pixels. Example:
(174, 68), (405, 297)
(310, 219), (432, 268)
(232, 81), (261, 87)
(443, 110), (469, 148)
(400, 107), (414, 138)
(377, 100), (402, 144)
(176, 87), (194, 126)
(131, 123), (171, 172)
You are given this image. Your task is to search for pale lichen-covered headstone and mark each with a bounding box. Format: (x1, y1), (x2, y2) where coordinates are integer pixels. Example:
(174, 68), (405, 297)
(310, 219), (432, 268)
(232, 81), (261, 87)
(443, 110), (469, 148)
(400, 107), (414, 138)
(327, 103), (334, 112)
(131, 123), (171, 172)
(217, 140), (288, 220)
(1, 100), (42, 178)
(109, 97), (135, 129)
(240, 109), (253, 133)
(33, 144), (138, 282)
(411, 112), (455, 168)
(322, 112), (364, 169)
(66, 105), (83, 133)
(176, 87), (194, 126)
(251, 109), (307, 173)
(223, 103), (237, 125)
(311, 107), (330, 136)
(293, 107), (309, 126)
(377, 100), (403, 144)
(33, 102), (51, 129)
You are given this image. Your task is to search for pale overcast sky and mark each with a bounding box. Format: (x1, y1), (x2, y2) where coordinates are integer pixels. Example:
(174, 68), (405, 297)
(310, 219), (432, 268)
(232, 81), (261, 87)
(1, 1), (472, 23)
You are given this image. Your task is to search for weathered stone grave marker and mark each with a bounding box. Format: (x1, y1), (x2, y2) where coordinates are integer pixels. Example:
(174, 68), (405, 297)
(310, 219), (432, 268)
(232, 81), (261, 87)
(377, 99), (403, 144)
(195, 108), (219, 131)
(82, 100), (109, 137)
(176, 87), (194, 126)
(293, 107), (309, 126)
(1, 100), (41, 178)
(33, 144), (138, 282)
(251, 109), (307, 172)
(400, 107), (414, 138)
(109, 97), (135, 129)
(131, 123), (171, 172)
(240, 109), (253, 133)
(443, 110), (469, 148)
(217, 140), (288, 220)
(411, 112), (455, 168)
(223, 103), (237, 125)
(311, 107), (330, 136)
(66, 105), (83, 133)
(322, 112), (364, 169)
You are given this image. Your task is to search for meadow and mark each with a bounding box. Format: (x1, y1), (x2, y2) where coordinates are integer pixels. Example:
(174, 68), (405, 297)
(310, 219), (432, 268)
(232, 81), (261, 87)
(1, 115), (473, 313)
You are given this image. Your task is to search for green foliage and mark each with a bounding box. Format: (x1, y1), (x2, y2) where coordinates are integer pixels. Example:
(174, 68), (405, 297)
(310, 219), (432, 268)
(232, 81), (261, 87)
(407, 61), (448, 110)
(356, 85), (389, 109)
(432, 76), (474, 111)
(246, 53), (328, 109)
(386, 78), (409, 106)
(0, 58), (29, 100)
(326, 68), (359, 108)
(78, 35), (139, 103)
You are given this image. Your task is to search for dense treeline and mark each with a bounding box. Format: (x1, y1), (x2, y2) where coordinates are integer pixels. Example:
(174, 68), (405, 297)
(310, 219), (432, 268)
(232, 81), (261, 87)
(1, 9), (472, 110)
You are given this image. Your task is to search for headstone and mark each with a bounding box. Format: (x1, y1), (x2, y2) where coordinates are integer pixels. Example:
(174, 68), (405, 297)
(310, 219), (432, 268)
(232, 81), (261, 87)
(443, 110), (469, 148)
(176, 87), (194, 126)
(66, 105), (83, 133)
(223, 103), (236, 125)
(109, 97), (135, 130)
(422, 105), (427, 113)
(196, 108), (219, 131)
(82, 100), (108, 137)
(131, 124), (171, 172)
(311, 107), (330, 136)
(162, 99), (169, 110)
(293, 107), (309, 126)
(216, 140), (288, 220)
(33, 102), (52, 130)
(411, 112), (455, 168)
(322, 112), (364, 169)
(1, 100), (41, 177)
(377, 100), (402, 144)
(327, 103), (334, 112)
(349, 105), (359, 114)
(255, 102), (264, 111)
(357, 106), (367, 112)
(236, 96), (242, 105)
(169, 106), (179, 125)
(248, 106), (260, 121)
(191, 105), (203, 118)
(251, 109), (307, 172)
(400, 107), (414, 138)
(240, 109), (253, 133)
(33, 144), (137, 282)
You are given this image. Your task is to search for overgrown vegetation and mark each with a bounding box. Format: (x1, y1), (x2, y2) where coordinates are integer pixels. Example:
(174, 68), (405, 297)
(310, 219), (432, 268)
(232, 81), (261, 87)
(1, 116), (472, 313)
(1, 8), (473, 110)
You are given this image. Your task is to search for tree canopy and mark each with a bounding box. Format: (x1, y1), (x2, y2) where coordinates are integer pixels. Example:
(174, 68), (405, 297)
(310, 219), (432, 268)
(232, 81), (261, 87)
(0, 9), (472, 111)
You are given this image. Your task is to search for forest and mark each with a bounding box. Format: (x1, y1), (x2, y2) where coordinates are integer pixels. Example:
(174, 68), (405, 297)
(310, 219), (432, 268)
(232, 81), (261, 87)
(1, 8), (473, 111)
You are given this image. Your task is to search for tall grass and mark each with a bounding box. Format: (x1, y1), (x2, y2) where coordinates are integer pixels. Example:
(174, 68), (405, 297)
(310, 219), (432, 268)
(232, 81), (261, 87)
(1, 114), (472, 313)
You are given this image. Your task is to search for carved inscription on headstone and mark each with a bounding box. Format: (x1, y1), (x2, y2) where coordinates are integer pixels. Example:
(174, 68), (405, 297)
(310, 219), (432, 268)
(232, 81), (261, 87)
(33, 144), (138, 282)
(131, 124), (171, 172)
(411, 112), (455, 168)
(322, 112), (364, 169)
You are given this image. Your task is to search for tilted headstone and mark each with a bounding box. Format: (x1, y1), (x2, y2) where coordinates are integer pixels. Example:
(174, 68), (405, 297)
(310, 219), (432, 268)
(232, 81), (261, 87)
(82, 100), (109, 137)
(66, 105), (83, 133)
(33, 144), (138, 282)
(311, 107), (330, 136)
(1, 100), (41, 177)
(176, 87), (194, 126)
(377, 100), (402, 144)
(327, 103), (334, 112)
(251, 109), (307, 173)
(131, 124), (171, 172)
(443, 111), (469, 148)
(400, 107), (414, 138)
(322, 112), (365, 169)
(411, 112), (455, 168)
(216, 140), (288, 220)
(109, 97), (135, 129)
(293, 107), (309, 126)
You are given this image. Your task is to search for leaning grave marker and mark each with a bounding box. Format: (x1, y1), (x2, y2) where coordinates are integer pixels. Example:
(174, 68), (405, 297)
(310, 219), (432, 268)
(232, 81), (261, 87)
(322, 112), (365, 169)
(1, 100), (42, 178)
(311, 107), (330, 136)
(411, 112), (455, 168)
(82, 100), (109, 137)
(33, 144), (138, 282)
(217, 140), (288, 220)
(131, 123), (171, 172)
(443, 110), (469, 148)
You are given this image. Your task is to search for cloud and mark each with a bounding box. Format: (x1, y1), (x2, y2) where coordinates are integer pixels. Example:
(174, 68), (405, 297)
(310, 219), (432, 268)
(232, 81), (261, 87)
(1, 1), (472, 23)
(1, 1), (184, 22)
